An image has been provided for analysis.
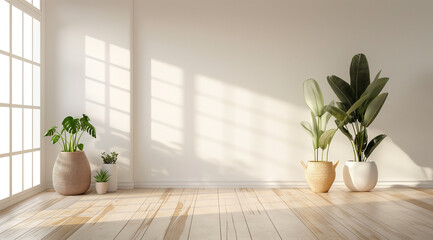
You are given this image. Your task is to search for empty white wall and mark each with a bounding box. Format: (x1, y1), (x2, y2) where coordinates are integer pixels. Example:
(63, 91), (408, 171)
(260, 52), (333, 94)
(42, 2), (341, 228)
(45, 0), (134, 188)
(133, 0), (433, 187)
(45, 0), (433, 188)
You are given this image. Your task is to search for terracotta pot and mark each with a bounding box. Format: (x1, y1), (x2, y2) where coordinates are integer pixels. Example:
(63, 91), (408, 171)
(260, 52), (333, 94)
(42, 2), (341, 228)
(95, 182), (108, 194)
(301, 160), (339, 193)
(102, 164), (118, 192)
(343, 161), (378, 192)
(52, 151), (91, 195)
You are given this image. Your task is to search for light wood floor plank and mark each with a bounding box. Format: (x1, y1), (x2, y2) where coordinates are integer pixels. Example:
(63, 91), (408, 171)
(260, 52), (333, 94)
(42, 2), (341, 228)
(236, 188), (281, 240)
(189, 188), (221, 240)
(44, 190), (123, 240)
(219, 188), (251, 240)
(254, 189), (317, 240)
(163, 188), (197, 240)
(113, 188), (174, 239)
(298, 188), (386, 240)
(0, 192), (64, 234)
(0, 188), (432, 240)
(274, 188), (358, 239)
(334, 189), (433, 239)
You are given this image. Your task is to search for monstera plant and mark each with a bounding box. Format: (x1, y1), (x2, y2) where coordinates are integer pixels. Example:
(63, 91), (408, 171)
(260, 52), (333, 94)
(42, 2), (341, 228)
(44, 114), (96, 195)
(325, 54), (388, 162)
(45, 114), (96, 152)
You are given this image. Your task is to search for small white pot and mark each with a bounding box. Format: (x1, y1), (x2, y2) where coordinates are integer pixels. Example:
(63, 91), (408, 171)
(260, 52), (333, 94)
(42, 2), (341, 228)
(102, 164), (118, 192)
(95, 182), (108, 194)
(343, 161), (378, 192)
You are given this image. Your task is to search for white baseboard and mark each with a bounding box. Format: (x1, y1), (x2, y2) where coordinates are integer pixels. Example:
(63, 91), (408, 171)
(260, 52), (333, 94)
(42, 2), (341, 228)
(44, 181), (135, 190)
(133, 180), (433, 188)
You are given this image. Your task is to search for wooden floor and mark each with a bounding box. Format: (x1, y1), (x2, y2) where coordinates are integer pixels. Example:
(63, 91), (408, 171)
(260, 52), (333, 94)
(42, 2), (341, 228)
(0, 188), (433, 240)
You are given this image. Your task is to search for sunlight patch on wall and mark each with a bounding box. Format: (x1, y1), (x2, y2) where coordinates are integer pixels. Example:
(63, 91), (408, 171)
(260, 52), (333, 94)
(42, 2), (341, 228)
(194, 74), (307, 179)
(84, 36), (131, 170)
(151, 59), (184, 152)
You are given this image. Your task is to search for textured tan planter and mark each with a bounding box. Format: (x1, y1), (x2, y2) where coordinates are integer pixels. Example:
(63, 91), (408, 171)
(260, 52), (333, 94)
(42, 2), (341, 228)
(95, 182), (108, 194)
(53, 151), (91, 195)
(301, 160), (339, 193)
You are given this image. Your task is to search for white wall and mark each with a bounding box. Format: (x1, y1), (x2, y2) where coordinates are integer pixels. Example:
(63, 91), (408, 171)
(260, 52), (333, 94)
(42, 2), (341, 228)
(46, 0), (433, 188)
(45, 0), (134, 188)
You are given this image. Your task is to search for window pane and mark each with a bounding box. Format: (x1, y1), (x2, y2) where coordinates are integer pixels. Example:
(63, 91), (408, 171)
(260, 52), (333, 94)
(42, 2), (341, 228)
(33, 109), (40, 148)
(0, 0), (9, 52)
(33, 19), (40, 63)
(33, 65), (40, 106)
(0, 107), (9, 154)
(24, 108), (32, 150)
(24, 62), (32, 105)
(0, 157), (9, 200)
(33, 151), (40, 186)
(12, 6), (22, 57)
(25, 0), (31, 4)
(0, 54), (9, 103)
(12, 108), (22, 152)
(12, 154), (22, 195)
(23, 152), (32, 190)
(12, 58), (22, 105)
(33, 0), (40, 10)
(23, 13), (32, 60)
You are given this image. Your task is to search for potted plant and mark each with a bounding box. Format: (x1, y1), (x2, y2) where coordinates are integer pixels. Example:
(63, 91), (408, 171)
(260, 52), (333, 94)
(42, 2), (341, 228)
(300, 79), (339, 193)
(326, 53), (389, 191)
(101, 151), (118, 192)
(94, 170), (110, 194)
(44, 114), (96, 195)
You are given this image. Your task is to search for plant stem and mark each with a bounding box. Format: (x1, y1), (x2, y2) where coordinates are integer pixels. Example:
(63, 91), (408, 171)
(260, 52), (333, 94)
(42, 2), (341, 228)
(326, 144), (330, 161)
(321, 149), (324, 161)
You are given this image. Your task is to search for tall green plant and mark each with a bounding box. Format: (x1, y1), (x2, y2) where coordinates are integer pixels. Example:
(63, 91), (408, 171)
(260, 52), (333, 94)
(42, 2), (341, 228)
(301, 79), (337, 161)
(44, 114), (96, 152)
(326, 53), (388, 162)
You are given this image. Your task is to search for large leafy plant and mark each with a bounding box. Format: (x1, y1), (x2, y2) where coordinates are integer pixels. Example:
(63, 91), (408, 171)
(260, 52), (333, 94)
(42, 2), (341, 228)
(326, 53), (388, 162)
(301, 79), (337, 161)
(101, 152), (118, 164)
(44, 114), (96, 152)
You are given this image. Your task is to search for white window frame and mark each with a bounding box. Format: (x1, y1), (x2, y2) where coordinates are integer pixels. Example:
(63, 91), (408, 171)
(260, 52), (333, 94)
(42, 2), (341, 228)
(0, 0), (44, 210)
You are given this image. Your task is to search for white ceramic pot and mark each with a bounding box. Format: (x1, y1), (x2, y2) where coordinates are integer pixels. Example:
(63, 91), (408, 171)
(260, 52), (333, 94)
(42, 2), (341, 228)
(95, 182), (108, 194)
(102, 164), (118, 192)
(343, 161), (378, 192)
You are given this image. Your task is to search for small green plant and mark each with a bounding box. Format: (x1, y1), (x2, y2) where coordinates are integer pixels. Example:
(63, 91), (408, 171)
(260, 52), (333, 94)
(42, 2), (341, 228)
(94, 170), (110, 182)
(301, 79), (337, 161)
(44, 114), (96, 152)
(101, 152), (118, 164)
(326, 53), (389, 162)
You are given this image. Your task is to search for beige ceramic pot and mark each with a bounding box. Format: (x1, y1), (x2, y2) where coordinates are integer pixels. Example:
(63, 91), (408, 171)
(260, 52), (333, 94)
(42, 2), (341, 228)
(95, 182), (108, 194)
(301, 160), (339, 193)
(53, 151), (91, 195)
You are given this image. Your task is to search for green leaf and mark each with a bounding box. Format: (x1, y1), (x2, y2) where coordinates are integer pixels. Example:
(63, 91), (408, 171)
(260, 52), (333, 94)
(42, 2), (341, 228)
(303, 79), (324, 116)
(327, 75), (355, 106)
(51, 135), (60, 144)
(319, 129), (337, 149)
(354, 129), (368, 153)
(311, 111), (319, 149)
(80, 115), (97, 138)
(365, 134), (387, 159)
(337, 122), (353, 140)
(346, 95), (368, 116)
(320, 112), (332, 132)
(301, 121), (313, 137)
(78, 143), (84, 151)
(44, 126), (57, 136)
(62, 116), (80, 134)
(336, 102), (348, 112)
(360, 77), (389, 113)
(325, 105), (348, 123)
(363, 93), (388, 127)
(350, 53), (370, 99)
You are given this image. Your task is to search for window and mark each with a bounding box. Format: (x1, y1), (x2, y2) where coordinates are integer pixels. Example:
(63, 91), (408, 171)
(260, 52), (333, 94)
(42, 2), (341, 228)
(0, 0), (41, 201)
